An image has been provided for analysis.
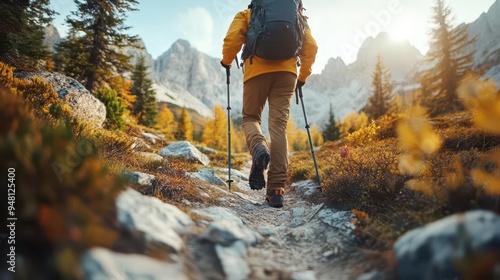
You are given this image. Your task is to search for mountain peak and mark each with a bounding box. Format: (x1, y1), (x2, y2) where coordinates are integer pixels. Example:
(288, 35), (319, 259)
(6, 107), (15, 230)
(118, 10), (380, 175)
(172, 39), (192, 50)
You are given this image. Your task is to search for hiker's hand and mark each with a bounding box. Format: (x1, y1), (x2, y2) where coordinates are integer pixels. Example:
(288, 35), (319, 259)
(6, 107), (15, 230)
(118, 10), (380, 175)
(296, 80), (305, 90)
(220, 61), (231, 70)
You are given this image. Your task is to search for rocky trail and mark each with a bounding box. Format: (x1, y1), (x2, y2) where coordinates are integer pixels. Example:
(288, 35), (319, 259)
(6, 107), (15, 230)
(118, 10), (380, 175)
(81, 140), (362, 280)
(186, 157), (359, 280)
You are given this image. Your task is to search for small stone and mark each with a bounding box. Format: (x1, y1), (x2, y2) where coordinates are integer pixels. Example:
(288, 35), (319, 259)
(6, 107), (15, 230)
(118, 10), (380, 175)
(290, 217), (305, 228)
(258, 226), (278, 237)
(291, 270), (317, 280)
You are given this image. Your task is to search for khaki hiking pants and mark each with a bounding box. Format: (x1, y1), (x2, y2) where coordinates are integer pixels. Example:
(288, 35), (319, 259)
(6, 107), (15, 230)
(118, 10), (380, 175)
(242, 71), (297, 191)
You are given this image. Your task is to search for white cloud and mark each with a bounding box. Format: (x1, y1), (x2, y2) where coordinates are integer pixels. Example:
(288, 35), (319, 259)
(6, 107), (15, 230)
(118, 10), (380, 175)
(178, 7), (214, 54)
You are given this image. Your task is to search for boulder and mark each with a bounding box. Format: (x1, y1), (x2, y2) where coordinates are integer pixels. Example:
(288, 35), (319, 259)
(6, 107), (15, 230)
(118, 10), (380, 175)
(142, 132), (163, 144)
(16, 72), (106, 127)
(394, 210), (500, 280)
(124, 171), (155, 187)
(200, 219), (261, 247)
(160, 141), (210, 166)
(190, 169), (227, 187)
(318, 209), (356, 237)
(82, 247), (190, 280)
(197, 220), (262, 280)
(116, 188), (193, 252)
(292, 180), (320, 197)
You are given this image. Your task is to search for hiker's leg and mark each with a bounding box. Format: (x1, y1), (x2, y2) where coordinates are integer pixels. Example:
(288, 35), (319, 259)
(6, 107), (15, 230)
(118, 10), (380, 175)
(242, 74), (272, 154)
(267, 72), (296, 190)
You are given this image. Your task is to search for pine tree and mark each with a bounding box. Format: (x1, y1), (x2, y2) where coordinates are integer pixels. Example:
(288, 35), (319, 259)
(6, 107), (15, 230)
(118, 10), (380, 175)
(202, 104), (228, 151)
(177, 108), (193, 141)
(322, 104), (341, 142)
(0, 0), (55, 69)
(96, 88), (125, 130)
(55, 0), (139, 93)
(131, 56), (158, 126)
(419, 0), (476, 115)
(364, 54), (394, 120)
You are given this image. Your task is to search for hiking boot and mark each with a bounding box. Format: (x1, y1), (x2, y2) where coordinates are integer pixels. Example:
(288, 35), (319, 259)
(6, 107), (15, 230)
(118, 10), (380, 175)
(249, 145), (270, 190)
(266, 189), (284, 208)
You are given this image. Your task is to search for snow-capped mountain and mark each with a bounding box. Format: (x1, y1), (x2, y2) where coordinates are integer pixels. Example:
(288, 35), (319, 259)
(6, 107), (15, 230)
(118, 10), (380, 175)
(467, 0), (500, 82)
(152, 39), (243, 118)
(302, 32), (424, 127)
(44, 0), (500, 129)
(43, 24), (61, 52)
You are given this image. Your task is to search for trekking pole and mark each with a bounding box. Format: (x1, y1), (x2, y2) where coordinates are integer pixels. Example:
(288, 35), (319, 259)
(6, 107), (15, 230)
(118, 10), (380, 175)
(225, 66), (234, 192)
(296, 87), (322, 191)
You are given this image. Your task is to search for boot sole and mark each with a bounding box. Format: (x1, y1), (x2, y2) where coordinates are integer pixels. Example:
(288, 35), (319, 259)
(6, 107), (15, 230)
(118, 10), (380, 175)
(249, 153), (270, 190)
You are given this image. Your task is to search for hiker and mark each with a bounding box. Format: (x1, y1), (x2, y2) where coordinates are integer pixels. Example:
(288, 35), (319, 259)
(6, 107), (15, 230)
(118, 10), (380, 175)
(221, 0), (318, 208)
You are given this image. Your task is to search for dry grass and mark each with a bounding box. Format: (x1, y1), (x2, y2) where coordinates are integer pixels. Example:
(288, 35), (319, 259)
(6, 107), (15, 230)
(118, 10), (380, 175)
(288, 82), (500, 276)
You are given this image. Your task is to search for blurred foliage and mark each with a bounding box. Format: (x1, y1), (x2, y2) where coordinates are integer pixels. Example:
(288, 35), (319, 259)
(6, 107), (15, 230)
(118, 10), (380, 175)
(342, 111), (369, 134)
(0, 88), (127, 279)
(287, 116), (323, 151)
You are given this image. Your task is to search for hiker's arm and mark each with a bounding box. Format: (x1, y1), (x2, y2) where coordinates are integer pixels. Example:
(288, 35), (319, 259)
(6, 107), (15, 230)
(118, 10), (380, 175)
(298, 28), (318, 83)
(222, 10), (249, 66)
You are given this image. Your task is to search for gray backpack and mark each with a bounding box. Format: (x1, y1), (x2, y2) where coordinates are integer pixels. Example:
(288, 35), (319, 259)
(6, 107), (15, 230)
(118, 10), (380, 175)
(242, 0), (307, 63)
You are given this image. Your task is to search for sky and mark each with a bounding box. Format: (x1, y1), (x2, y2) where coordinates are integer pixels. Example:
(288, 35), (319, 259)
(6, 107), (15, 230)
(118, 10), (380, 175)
(49, 0), (496, 74)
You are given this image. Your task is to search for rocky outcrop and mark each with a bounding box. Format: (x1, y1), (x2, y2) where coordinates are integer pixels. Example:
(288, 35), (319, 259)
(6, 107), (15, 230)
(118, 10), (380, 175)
(16, 72), (106, 127)
(124, 171), (155, 187)
(190, 168), (227, 187)
(82, 248), (190, 280)
(116, 188), (193, 253)
(160, 141), (210, 166)
(394, 210), (500, 280)
(193, 206), (262, 280)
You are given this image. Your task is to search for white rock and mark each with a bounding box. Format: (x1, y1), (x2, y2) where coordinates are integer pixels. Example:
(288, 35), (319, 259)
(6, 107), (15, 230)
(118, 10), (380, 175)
(160, 141), (210, 166)
(291, 270), (317, 280)
(214, 168), (249, 181)
(291, 208), (306, 218)
(200, 219), (261, 247)
(116, 188), (193, 252)
(124, 171), (155, 186)
(394, 210), (500, 280)
(16, 72), (106, 127)
(215, 241), (251, 280)
(82, 247), (190, 280)
(318, 209), (356, 235)
(190, 169), (227, 187)
(257, 226), (278, 237)
(193, 207), (243, 225)
(142, 132), (163, 144)
(291, 180), (320, 197)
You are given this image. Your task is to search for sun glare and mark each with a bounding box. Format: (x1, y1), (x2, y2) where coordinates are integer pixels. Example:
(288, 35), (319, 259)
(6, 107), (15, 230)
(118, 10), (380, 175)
(388, 19), (413, 42)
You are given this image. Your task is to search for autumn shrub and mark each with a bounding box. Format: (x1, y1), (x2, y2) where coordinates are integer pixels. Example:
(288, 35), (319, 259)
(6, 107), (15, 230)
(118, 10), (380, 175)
(376, 113), (402, 139)
(347, 120), (380, 147)
(0, 61), (72, 122)
(0, 89), (129, 279)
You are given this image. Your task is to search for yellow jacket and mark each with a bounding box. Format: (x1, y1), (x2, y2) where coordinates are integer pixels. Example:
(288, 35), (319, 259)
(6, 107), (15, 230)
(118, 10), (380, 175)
(222, 9), (318, 83)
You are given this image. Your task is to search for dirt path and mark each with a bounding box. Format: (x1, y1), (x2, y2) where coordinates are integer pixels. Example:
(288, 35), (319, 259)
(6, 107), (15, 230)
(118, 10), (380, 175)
(213, 160), (358, 280)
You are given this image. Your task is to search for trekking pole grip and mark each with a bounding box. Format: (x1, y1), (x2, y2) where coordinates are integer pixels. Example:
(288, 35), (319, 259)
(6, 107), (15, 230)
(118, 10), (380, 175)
(226, 68), (230, 85)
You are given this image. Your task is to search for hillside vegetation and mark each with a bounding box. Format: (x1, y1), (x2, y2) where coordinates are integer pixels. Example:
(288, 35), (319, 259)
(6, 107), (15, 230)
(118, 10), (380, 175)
(288, 75), (500, 276)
